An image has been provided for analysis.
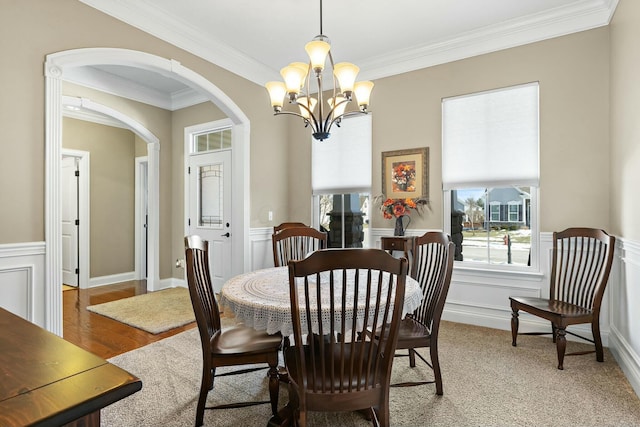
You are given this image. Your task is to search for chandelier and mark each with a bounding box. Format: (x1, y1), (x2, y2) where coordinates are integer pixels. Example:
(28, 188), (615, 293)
(265, 0), (374, 141)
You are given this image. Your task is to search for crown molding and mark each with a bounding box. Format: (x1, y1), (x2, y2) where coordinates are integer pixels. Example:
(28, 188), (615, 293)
(358, 0), (619, 81)
(80, 0), (618, 86)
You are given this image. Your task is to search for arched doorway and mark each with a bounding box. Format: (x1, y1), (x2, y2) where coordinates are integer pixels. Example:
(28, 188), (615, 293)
(45, 48), (250, 335)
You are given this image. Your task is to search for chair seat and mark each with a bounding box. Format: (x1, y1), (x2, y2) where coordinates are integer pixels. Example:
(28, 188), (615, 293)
(509, 296), (593, 319)
(211, 324), (282, 356)
(398, 316), (431, 341)
(370, 317), (431, 348)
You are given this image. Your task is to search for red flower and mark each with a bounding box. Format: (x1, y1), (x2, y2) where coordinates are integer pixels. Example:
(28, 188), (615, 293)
(393, 203), (407, 217)
(379, 196), (424, 219)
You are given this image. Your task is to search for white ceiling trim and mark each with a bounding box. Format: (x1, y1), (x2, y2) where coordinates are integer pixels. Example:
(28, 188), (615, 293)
(63, 66), (208, 111)
(358, 0), (619, 81)
(79, 0), (618, 86)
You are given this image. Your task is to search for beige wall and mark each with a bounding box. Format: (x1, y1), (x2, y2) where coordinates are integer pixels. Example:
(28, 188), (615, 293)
(290, 28), (611, 234)
(0, 0), (632, 273)
(63, 118), (136, 277)
(610, 0), (640, 241)
(0, 0), (289, 279)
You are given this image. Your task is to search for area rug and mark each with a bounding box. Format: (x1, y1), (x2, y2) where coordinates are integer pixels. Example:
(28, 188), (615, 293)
(103, 319), (640, 427)
(86, 287), (195, 334)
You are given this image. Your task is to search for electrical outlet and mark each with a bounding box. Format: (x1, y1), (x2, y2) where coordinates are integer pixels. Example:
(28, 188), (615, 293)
(268, 210), (273, 221)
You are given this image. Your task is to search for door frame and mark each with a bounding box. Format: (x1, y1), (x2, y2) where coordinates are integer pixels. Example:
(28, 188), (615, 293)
(135, 156), (148, 280)
(61, 149), (90, 289)
(45, 48), (251, 335)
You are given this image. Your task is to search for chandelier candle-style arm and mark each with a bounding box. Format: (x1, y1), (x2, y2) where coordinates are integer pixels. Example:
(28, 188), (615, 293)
(264, 0), (374, 141)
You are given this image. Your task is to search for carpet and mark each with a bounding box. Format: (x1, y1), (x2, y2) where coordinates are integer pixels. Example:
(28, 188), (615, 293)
(86, 287), (195, 334)
(103, 319), (640, 427)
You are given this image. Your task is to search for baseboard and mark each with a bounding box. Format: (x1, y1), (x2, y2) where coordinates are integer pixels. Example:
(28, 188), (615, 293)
(88, 271), (136, 288)
(157, 277), (186, 290)
(609, 325), (640, 397)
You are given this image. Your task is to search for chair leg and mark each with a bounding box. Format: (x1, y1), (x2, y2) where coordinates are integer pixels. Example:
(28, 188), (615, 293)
(267, 363), (280, 416)
(556, 327), (567, 370)
(510, 308), (519, 346)
(431, 343), (443, 396)
(592, 320), (604, 362)
(408, 348), (416, 368)
(377, 400), (390, 427)
(195, 367), (211, 427)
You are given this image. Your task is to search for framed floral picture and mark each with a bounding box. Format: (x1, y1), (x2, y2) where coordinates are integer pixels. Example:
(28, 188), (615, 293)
(381, 147), (429, 200)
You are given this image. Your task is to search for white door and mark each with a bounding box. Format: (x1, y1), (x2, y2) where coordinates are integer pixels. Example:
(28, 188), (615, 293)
(188, 150), (232, 292)
(61, 156), (79, 287)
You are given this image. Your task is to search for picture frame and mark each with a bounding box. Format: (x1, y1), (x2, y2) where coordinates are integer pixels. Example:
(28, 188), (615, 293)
(381, 147), (429, 200)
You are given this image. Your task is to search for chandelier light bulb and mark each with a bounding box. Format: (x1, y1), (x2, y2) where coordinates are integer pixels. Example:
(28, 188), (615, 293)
(265, 81), (286, 111)
(280, 64), (307, 96)
(305, 40), (331, 73)
(333, 62), (360, 96)
(328, 95), (347, 120)
(354, 81), (374, 111)
(297, 97), (318, 119)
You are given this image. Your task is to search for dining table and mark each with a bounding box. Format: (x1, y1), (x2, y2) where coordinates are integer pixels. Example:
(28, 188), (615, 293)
(219, 264), (421, 427)
(0, 307), (142, 427)
(219, 265), (423, 337)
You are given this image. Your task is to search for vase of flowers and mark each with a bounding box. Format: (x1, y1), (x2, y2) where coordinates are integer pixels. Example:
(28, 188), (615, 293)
(380, 198), (420, 236)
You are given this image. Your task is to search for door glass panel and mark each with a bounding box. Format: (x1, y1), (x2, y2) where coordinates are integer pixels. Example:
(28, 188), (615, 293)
(199, 164), (223, 228)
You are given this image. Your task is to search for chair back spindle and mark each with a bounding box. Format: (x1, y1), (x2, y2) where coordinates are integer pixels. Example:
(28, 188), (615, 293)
(272, 226), (327, 267)
(551, 229), (613, 312)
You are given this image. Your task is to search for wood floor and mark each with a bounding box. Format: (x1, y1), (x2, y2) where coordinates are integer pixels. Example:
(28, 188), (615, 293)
(63, 280), (196, 360)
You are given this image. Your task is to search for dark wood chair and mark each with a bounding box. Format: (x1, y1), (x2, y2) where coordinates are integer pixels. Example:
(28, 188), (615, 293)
(370, 232), (454, 395)
(380, 236), (415, 273)
(272, 226), (327, 267)
(273, 222), (308, 234)
(510, 227), (615, 370)
(285, 248), (408, 427)
(185, 235), (282, 427)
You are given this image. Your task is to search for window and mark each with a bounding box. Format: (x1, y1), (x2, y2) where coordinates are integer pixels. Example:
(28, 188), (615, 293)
(442, 83), (539, 268)
(193, 127), (231, 153)
(312, 115), (372, 248)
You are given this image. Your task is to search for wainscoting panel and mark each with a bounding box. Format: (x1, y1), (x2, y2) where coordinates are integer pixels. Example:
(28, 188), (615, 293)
(609, 238), (640, 397)
(250, 227), (274, 271)
(0, 242), (45, 326)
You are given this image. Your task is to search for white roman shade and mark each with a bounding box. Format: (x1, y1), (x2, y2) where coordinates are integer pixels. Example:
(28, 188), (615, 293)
(442, 82), (539, 190)
(312, 114), (372, 194)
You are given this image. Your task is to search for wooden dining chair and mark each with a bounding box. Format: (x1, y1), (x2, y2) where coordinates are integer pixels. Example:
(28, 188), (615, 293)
(369, 232), (454, 395)
(510, 227), (615, 370)
(184, 235), (282, 427)
(285, 248), (408, 427)
(272, 226), (327, 267)
(273, 222), (308, 234)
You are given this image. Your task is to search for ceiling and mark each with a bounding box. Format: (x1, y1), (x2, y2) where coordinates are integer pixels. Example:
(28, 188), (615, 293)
(74, 0), (618, 110)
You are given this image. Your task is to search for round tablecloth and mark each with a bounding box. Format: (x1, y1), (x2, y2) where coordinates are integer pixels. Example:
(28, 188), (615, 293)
(219, 266), (422, 336)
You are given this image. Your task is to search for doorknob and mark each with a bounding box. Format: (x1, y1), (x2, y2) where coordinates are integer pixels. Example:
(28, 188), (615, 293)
(221, 232), (230, 238)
